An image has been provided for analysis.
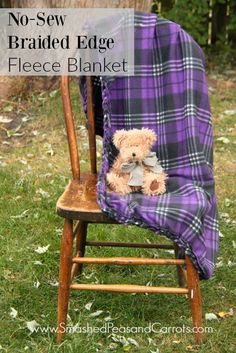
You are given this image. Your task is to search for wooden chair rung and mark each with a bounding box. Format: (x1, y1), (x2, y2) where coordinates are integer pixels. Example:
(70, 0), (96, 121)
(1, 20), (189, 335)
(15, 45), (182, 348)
(70, 283), (188, 294)
(72, 256), (185, 265)
(86, 241), (174, 250)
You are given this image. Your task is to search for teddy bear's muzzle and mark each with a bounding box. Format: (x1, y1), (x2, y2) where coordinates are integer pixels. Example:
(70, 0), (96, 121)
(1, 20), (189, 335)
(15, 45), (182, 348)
(121, 152), (164, 187)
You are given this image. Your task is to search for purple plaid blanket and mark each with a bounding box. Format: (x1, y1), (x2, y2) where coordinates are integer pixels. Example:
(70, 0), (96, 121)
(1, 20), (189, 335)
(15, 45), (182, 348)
(80, 12), (219, 280)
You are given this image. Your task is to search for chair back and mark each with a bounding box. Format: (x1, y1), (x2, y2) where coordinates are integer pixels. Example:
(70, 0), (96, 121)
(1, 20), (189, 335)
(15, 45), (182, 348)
(60, 76), (97, 180)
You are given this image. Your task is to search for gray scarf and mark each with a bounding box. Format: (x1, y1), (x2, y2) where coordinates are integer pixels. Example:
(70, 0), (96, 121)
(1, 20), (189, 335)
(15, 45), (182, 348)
(121, 152), (164, 186)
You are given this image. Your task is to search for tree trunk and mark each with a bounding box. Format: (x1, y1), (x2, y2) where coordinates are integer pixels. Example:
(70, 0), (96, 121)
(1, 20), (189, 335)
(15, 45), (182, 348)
(1, 0), (152, 103)
(10, 0), (152, 11)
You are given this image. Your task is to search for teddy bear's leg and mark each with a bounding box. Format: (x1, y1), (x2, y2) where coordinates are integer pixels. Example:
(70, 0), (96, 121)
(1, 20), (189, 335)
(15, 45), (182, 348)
(106, 172), (132, 195)
(142, 172), (167, 196)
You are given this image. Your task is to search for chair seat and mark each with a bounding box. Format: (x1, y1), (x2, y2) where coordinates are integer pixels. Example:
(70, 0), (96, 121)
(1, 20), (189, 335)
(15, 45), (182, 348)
(56, 173), (115, 222)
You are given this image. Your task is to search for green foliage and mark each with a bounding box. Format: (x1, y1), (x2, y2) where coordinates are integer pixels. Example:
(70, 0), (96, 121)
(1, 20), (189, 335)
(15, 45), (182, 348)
(205, 41), (236, 72)
(161, 0), (209, 45)
(152, 0), (236, 55)
(228, 0), (236, 45)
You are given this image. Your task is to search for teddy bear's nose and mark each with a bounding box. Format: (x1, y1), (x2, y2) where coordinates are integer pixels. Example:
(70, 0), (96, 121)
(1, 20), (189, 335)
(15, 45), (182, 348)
(132, 153), (136, 157)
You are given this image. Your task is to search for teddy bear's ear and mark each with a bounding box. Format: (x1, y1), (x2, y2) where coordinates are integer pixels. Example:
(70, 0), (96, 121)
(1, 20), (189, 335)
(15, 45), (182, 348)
(113, 130), (127, 149)
(142, 128), (157, 147)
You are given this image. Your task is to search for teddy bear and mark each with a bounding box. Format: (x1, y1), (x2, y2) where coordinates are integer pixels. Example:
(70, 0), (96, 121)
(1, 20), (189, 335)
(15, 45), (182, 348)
(106, 128), (167, 196)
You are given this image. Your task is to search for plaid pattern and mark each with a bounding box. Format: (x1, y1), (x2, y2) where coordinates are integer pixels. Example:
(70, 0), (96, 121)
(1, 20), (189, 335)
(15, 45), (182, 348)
(79, 12), (219, 280)
(79, 76), (104, 137)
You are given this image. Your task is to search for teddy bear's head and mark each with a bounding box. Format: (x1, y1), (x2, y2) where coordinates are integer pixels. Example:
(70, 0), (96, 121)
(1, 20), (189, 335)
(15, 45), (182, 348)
(113, 128), (157, 162)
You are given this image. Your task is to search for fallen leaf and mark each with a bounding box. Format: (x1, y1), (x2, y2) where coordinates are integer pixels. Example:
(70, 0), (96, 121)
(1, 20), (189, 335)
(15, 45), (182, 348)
(216, 260), (224, 268)
(224, 198), (233, 207)
(36, 188), (50, 198)
(7, 130), (25, 138)
(82, 272), (96, 279)
(165, 250), (175, 254)
(26, 320), (39, 333)
(216, 284), (226, 291)
(219, 231), (224, 238)
(224, 109), (236, 116)
(146, 281), (152, 286)
(227, 260), (235, 267)
(217, 311), (233, 318)
(85, 302), (93, 311)
(104, 316), (113, 321)
(41, 173), (52, 178)
(33, 261), (43, 266)
(108, 342), (118, 350)
(37, 96), (47, 102)
(216, 137), (230, 144)
(10, 209), (29, 219)
(35, 244), (50, 254)
(9, 307), (18, 319)
(44, 143), (54, 156)
(22, 116), (33, 122)
(111, 334), (129, 346)
(89, 310), (103, 318)
(205, 313), (218, 320)
(127, 338), (139, 348)
(6, 125), (23, 138)
(33, 281), (40, 288)
(0, 116), (13, 123)
(209, 86), (216, 93)
(147, 337), (154, 345)
(49, 89), (58, 98)
(49, 281), (59, 287)
(19, 159), (28, 165)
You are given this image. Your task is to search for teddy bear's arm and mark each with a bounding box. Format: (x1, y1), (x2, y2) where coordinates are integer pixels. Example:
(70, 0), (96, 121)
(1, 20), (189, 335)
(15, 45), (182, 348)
(106, 171), (132, 195)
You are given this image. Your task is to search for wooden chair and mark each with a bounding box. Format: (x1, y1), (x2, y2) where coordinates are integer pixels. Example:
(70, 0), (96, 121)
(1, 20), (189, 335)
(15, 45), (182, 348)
(56, 76), (203, 344)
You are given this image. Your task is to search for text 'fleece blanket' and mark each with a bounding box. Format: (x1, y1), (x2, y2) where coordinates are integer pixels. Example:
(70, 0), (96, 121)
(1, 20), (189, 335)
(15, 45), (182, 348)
(79, 12), (219, 280)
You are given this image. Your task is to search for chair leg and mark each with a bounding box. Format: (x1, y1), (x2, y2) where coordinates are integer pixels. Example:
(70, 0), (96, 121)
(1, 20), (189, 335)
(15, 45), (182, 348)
(71, 221), (88, 279)
(57, 219), (73, 343)
(174, 243), (187, 288)
(185, 255), (203, 345)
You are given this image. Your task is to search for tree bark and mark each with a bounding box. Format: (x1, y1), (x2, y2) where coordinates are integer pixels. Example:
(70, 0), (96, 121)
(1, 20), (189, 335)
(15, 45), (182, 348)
(10, 0), (152, 11)
(2, 0), (152, 102)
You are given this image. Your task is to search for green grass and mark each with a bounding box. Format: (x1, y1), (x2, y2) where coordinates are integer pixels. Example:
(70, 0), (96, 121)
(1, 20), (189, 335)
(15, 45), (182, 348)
(0, 78), (235, 353)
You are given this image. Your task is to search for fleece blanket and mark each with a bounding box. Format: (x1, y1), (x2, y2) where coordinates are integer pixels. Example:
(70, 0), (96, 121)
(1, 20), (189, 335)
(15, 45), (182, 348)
(79, 12), (219, 280)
